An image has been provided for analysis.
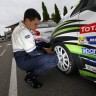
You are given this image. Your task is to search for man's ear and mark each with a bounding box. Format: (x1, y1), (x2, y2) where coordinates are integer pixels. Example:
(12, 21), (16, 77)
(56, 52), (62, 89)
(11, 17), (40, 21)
(25, 18), (30, 23)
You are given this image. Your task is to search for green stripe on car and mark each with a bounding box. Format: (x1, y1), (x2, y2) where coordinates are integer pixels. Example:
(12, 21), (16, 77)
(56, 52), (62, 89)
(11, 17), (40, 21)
(53, 27), (79, 37)
(52, 20), (83, 37)
(52, 21), (73, 36)
(55, 21), (73, 29)
(65, 44), (96, 59)
(79, 70), (96, 78)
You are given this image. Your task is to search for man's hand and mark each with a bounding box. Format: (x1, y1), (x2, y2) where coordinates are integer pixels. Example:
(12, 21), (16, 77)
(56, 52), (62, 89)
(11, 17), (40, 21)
(43, 47), (54, 54)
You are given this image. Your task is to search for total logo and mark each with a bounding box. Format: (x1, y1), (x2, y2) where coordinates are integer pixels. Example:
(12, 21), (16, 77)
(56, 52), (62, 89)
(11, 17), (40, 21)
(82, 48), (96, 55)
(80, 23), (96, 34)
(84, 64), (96, 73)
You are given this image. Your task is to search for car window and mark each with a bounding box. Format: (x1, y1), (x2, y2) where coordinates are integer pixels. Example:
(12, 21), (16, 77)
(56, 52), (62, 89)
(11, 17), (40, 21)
(94, 0), (96, 5)
(87, 0), (96, 7)
(71, 0), (86, 16)
(38, 21), (57, 28)
(72, 0), (96, 16)
(38, 23), (49, 28)
(80, 0), (96, 11)
(82, 0), (96, 9)
(48, 22), (57, 27)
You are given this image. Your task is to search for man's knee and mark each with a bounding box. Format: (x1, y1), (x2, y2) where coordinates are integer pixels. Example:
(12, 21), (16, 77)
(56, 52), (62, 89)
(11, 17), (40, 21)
(49, 55), (58, 64)
(40, 55), (58, 70)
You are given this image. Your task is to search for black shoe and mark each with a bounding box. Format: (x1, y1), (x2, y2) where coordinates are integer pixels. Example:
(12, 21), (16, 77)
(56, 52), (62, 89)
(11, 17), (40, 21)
(24, 74), (43, 88)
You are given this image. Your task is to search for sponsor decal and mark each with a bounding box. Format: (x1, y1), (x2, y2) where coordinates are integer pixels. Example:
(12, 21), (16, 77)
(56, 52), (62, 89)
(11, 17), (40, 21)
(81, 57), (96, 64)
(84, 64), (96, 73)
(78, 36), (96, 45)
(86, 58), (96, 64)
(86, 36), (96, 44)
(78, 36), (88, 44)
(25, 35), (30, 39)
(82, 48), (96, 55)
(80, 23), (96, 34)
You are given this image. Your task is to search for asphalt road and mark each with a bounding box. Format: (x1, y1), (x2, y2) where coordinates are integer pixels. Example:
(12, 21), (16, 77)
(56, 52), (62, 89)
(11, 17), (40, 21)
(0, 40), (96, 96)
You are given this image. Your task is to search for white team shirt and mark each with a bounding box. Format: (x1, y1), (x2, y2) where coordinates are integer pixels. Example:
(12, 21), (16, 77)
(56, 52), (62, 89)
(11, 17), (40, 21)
(12, 22), (36, 53)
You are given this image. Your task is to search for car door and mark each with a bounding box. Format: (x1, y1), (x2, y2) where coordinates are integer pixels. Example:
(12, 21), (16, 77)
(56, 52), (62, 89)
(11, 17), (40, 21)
(78, 0), (96, 81)
(78, 0), (96, 47)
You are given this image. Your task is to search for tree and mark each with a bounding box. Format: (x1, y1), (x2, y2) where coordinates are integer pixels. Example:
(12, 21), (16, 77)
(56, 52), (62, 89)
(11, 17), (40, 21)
(42, 2), (50, 21)
(63, 6), (68, 16)
(51, 13), (55, 21)
(54, 4), (61, 23)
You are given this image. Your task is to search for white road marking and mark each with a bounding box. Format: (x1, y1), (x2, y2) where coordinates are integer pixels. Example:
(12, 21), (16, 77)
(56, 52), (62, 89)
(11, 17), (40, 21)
(6, 45), (7, 48)
(8, 58), (17, 96)
(0, 44), (8, 56)
(0, 43), (11, 56)
(0, 45), (2, 48)
(0, 49), (6, 56)
(7, 43), (11, 46)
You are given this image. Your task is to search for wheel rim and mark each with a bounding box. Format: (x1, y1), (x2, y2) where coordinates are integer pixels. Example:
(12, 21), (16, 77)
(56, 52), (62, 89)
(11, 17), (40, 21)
(54, 45), (70, 71)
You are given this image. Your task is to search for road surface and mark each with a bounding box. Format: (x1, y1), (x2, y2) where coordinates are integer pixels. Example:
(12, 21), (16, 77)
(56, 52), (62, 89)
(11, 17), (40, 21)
(0, 40), (96, 96)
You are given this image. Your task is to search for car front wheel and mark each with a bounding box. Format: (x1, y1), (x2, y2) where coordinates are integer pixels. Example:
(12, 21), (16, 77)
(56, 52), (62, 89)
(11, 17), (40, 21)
(54, 43), (75, 75)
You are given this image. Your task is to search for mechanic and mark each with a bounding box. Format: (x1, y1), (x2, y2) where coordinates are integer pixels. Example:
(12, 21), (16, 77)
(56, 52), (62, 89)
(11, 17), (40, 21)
(12, 8), (58, 89)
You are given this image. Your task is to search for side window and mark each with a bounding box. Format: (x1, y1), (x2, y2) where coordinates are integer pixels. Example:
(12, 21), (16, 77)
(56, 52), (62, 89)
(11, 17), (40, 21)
(71, 0), (96, 16)
(94, 0), (96, 5)
(48, 22), (57, 27)
(38, 23), (49, 28)
(81, 0), (96, 11)
(71, 0), (87, 16)
(86, 0), (94, 7)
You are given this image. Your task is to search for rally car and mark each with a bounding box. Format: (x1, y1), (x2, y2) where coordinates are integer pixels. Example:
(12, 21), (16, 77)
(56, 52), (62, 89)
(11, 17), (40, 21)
(50, 0), (96, 82)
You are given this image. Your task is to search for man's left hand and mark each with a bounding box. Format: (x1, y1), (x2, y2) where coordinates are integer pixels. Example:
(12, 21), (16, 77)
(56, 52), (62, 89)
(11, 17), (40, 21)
(43, 48), (54, 54)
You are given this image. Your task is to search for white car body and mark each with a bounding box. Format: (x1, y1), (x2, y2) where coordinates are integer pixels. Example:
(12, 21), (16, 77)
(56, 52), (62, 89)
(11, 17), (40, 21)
(51, 0), (96, 82)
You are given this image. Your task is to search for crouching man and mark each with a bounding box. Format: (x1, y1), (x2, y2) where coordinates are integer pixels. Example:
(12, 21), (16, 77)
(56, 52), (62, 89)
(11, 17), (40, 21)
(12, 8), (58, 89)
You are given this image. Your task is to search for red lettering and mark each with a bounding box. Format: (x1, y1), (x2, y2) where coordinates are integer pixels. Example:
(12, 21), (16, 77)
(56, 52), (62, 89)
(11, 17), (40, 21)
(80, 23), (96, 34)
